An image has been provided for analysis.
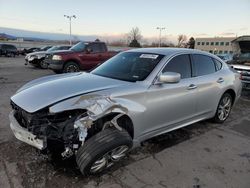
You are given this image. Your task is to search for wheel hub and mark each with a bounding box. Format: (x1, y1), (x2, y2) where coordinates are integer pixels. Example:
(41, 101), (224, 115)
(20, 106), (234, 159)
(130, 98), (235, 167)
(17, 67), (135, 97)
(218, 96), (231, 121)
(90, 145), (129, 173)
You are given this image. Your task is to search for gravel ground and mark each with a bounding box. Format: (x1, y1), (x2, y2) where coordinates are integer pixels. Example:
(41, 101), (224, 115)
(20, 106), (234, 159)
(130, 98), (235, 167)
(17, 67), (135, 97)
(0, 56), (250, 188)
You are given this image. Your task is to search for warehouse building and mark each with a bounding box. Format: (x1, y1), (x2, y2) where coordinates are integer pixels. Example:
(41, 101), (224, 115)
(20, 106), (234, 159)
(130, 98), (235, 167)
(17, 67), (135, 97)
(195, 37), (236, 54)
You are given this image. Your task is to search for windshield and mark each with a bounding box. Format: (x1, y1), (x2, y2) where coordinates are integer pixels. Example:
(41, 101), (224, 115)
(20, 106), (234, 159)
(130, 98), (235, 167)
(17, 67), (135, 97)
(40, 46), (51, 51)
(46, 46), (60, 52)
(91, 52), (164, 82)
(70, 42), (87, 52)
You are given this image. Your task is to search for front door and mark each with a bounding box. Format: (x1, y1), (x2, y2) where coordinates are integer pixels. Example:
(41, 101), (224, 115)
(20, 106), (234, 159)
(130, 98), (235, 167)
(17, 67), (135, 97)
(79, 43), (106, 70)
(143, 54), (197, 136)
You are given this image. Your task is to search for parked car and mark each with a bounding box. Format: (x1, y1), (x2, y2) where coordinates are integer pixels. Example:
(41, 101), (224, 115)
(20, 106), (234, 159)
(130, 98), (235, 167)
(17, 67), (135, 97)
(228, 53), (250, 65)
(230, 64), (250, 89)
(20, 47), (41, 55)
(0, 44), (18, 57)
(227, 53), (250, 89)
(9, 48), (241, 176)
(217, 54), (233, 63)
(46, 41), (118, 73)
(25, 45), (71, 69)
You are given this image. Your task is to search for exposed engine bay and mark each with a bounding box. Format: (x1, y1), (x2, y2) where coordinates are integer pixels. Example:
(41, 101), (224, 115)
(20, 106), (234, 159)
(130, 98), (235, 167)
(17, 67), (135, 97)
(10, 96), (132, 159)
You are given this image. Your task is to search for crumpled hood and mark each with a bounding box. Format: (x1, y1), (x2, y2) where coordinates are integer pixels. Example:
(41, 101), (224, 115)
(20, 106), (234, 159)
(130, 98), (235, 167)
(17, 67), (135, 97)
(26, 51), (46, 56)
(11, 72), (129, 113)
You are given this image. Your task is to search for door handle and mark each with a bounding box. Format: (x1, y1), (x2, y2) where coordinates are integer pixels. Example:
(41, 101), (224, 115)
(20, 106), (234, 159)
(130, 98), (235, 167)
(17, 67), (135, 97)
(187, 84), (197, 90)
(217, 77), (224, 83)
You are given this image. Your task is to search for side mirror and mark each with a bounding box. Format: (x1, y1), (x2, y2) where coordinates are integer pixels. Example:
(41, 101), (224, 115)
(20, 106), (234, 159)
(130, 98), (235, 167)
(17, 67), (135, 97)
(158, 72), (181, 83)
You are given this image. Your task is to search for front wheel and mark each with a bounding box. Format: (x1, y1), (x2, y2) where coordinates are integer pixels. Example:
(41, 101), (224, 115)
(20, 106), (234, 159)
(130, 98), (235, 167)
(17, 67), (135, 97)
(213, 93), (233, 123)
(76, 128), (132, 176)
(63, 61), (80, 73)
(39, 59), (48, 69)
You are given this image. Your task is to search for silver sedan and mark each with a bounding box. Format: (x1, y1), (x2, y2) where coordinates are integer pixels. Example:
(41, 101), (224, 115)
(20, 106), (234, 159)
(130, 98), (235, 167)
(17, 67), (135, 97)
(9, 48), (242, 175)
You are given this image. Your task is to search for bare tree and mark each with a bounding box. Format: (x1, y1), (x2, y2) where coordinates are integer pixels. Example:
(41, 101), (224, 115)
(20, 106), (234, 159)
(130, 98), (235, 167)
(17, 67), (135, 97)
(177, 34), (187, 47)
(127, 27), (142, 47)
(127, 27), (142, 43)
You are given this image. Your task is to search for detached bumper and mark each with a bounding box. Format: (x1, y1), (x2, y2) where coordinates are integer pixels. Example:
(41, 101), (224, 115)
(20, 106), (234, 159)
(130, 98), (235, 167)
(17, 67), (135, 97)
(9, 111), (46, 150)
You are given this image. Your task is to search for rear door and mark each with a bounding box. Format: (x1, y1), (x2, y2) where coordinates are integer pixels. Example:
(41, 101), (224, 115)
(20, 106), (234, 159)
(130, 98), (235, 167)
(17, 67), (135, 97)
(191, 54), (223, 116)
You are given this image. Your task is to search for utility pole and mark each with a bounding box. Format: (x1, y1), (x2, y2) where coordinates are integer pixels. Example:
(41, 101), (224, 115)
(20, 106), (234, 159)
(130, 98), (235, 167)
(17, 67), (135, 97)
(64, 15), (76, 45)
(156, 27), (165, 47)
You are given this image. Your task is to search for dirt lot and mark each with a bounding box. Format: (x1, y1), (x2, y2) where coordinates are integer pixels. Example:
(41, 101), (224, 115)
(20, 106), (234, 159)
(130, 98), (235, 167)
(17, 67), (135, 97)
(0, 56), (250, 188)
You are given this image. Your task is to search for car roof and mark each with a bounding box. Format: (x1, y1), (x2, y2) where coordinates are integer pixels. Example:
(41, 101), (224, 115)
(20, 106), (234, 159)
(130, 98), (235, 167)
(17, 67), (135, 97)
(127, 47), (210, 56)
(1, 44), (16, 47)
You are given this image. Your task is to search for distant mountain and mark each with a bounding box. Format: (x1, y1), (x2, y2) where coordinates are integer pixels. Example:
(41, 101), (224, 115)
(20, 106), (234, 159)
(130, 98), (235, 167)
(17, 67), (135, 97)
(0, 33), (17, 40)
(0, 27), (99, 41)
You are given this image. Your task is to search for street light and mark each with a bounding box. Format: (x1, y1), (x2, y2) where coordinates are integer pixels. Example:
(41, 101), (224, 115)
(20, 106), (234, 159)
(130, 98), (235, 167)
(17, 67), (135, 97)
(64, 14), (76, 45)
(156, 27), (165, 47)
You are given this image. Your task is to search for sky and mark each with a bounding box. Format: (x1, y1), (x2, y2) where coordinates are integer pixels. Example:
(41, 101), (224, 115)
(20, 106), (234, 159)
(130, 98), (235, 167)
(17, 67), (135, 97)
(0, 0), (250, 42)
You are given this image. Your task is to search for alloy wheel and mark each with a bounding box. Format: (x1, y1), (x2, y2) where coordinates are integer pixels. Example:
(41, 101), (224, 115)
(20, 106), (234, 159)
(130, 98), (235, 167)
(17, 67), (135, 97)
(40, 60), (48, 69)
(217, 95), (232, 121)
(66, 65), (79, 72)
(90, 145), (129, 173)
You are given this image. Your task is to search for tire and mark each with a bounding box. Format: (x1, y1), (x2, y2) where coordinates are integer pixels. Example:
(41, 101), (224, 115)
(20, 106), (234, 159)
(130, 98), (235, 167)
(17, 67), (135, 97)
(39, 59), (48, 69)
(213, 93), (233, 123)
(63, 61), (80, 73)
(10, 52), (15, 58)
(76, 128), (132, 176)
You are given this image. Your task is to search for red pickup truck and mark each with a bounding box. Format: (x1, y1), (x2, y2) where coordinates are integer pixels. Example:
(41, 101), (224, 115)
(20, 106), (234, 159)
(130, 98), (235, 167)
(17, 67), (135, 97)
(45, 41), (118, 73)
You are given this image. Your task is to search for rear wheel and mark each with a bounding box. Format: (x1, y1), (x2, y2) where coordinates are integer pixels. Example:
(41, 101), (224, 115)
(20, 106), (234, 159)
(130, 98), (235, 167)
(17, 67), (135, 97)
(213, 93), (233, 123)
(76, 128), (132, 176)
(63, 61), (80, 73)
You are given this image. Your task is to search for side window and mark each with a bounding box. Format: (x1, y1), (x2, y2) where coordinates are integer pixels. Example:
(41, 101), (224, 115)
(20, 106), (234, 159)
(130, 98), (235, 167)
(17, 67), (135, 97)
(162, 54), (192, 79)
(60, 46), (67, 50)
(213, 59), (223, 71)
(88, 43), (103, 53)
(193, 54), (216, 76)
(101, 43), (107, 52)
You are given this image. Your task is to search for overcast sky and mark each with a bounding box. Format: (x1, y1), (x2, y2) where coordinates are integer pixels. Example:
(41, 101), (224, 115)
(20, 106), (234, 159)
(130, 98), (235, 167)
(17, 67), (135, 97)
(0, 0), (249, 41)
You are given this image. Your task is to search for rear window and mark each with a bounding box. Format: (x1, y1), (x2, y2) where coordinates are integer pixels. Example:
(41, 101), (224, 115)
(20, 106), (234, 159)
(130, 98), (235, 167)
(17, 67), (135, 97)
(213, 59), (223, 71)
(88, 43), (105, 53)
(193, 54), (216, 76)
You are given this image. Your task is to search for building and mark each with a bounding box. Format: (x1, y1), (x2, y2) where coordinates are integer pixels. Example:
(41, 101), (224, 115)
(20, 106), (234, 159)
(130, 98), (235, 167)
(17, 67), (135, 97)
(195, 37), (236, 55)
(231, 35), (250, 53)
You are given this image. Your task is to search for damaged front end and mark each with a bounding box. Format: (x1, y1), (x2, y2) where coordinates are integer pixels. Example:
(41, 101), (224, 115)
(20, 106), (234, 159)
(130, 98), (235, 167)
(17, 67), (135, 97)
(10, 96), (129, 159)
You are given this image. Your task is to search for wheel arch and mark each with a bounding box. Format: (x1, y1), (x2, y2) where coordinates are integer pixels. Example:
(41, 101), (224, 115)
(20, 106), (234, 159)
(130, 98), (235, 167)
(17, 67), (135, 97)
(223, 88), (236, 105)
(96, 112), (134, 139)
